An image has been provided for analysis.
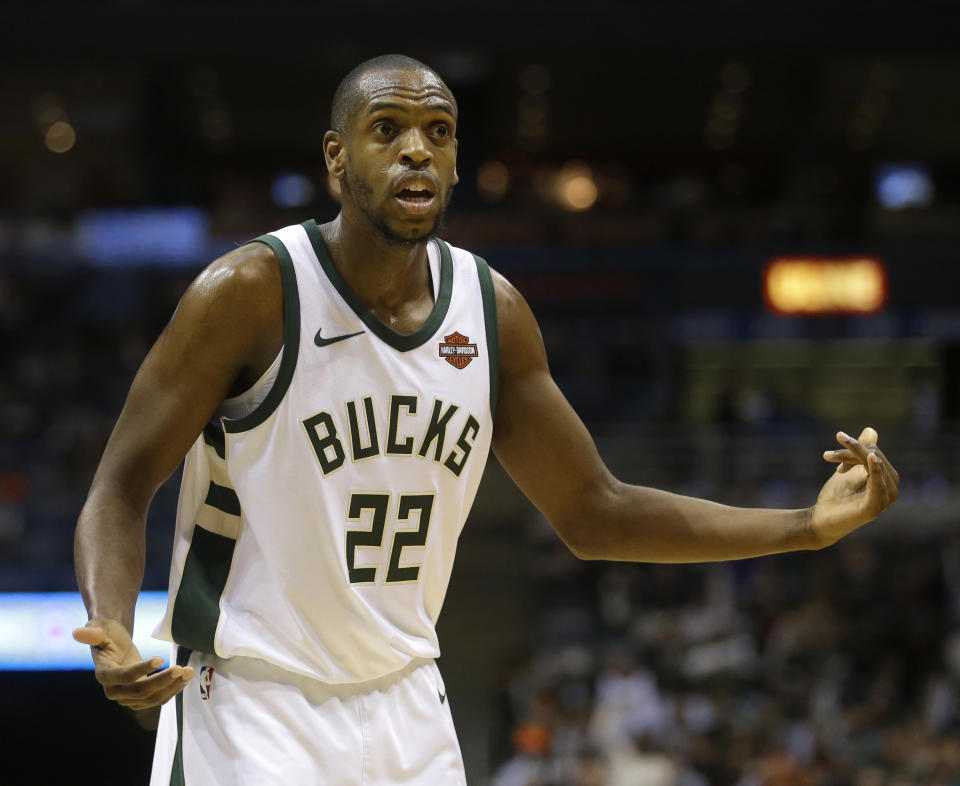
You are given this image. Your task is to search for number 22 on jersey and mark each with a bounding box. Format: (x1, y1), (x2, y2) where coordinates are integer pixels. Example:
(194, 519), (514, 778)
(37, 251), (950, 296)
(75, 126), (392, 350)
(345, 492), (435, 584)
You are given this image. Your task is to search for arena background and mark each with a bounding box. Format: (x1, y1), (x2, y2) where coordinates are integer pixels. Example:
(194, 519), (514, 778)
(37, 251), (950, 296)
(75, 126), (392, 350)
(2, 2), (960, 783)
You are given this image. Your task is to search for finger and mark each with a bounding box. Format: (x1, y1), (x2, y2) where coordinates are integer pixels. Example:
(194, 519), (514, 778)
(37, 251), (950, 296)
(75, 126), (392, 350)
(103, 663), (183, 695)
(124, 685), (187, 710)
(865, 452), (890, 514)
(73, 626), (110, 648)
(118, 680), (189, 710)
(823, 447), (863, 474)
(836, 431), (872, 465)
(857, 426), (879, 446)
(873, 451), (900, 502)
(119, 669), (195, 709)
(825, 449), (862, 474)
(823, 449), (857, 464)
(103, 665), (194, 702)
(837, 459), (867, 474)
(837, 439), (899, 495)
(97, 656), (166, 687)
(133, 667), (194, 708)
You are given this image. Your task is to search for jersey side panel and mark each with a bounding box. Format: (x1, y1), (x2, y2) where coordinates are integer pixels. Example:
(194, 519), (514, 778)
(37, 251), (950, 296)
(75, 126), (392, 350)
(152, 230), (299, 651)
(153, 422), (240, 650)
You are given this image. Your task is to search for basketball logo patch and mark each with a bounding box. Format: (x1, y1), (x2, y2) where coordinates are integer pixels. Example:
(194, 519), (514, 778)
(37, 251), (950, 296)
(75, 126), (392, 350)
(439, 331), (478, 369)
(199, 665), (215, 700)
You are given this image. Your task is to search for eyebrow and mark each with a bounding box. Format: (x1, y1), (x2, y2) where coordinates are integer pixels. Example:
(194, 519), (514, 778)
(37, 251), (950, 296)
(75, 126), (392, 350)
(366, 100), (456, 117)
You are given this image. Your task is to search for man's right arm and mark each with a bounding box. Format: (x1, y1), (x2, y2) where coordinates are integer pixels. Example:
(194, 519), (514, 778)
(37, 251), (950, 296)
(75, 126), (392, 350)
(73, 241), (282, 707)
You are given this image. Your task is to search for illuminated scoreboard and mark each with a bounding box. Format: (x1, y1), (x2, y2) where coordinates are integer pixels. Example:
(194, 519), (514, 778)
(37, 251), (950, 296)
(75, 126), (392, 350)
(764, 257), (887, 315)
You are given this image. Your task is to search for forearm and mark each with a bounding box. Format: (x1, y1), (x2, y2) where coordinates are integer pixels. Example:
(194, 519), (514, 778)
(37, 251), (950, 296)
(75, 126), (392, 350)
(567, 480), (818, 563)
(74, 485), (148, 632)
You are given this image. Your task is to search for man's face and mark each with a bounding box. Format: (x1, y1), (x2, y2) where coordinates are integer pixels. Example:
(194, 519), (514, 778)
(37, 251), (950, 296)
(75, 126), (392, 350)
(339, 68), (459, 244)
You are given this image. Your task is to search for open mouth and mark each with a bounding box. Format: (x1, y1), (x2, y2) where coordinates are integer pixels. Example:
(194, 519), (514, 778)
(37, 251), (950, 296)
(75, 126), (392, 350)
(394, 181), (437, 213)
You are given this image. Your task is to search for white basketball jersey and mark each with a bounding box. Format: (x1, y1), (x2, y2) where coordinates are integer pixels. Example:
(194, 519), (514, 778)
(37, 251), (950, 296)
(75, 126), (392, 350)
(154, 220), (498, 684)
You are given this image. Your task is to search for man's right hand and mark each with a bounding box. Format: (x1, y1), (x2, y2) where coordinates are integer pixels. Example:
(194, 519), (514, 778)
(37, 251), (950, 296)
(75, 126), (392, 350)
(73, 619), (194, 709)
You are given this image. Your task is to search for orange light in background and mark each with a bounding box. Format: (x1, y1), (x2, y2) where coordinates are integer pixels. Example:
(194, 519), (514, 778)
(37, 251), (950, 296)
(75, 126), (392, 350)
(764, 257), (887, 315)
(557, 162), (598, 211)
(44, 120), (76, 153)
(477, 160), (509, 201)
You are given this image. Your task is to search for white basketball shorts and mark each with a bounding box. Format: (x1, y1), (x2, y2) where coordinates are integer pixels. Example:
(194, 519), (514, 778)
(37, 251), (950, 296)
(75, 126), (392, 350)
(150, 648), (467, 785)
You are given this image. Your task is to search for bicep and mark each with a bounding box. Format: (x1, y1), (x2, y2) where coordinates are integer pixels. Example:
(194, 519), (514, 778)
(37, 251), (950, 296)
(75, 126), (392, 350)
(491, 273), (616, 544)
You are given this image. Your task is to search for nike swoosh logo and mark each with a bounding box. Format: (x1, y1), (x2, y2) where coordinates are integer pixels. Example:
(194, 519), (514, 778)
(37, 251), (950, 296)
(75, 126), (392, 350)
(314, 328), (364, 347)
(438, 690), (446, 704)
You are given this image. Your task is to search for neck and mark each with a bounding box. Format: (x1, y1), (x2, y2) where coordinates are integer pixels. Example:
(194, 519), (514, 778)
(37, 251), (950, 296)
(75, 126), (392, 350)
(319, 212), (432, 314)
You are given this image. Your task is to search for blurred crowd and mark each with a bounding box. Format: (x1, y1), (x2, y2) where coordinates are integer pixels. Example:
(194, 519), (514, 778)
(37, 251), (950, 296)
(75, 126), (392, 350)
(490, 525), (960, 786)
(0, 268), (186, 589)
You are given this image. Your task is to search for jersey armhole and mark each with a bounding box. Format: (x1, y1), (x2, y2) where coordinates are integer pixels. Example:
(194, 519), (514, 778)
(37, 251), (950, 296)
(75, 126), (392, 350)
(472, 253), (499, 419)
(222, 234), (301, 434)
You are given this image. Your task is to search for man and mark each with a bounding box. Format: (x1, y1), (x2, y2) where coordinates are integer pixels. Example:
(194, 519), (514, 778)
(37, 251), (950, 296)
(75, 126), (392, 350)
(73, 54), (899, 785)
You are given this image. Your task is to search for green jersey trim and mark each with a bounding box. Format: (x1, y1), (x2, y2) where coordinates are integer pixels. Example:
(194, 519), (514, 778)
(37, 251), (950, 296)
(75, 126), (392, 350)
(222, 233), (301, 435)
(170, 524), (237, 654)
(302, 219), (453, 353)
(204, 481), (241, 516)
(473, 254), (500, 418)
(202, 420), (225, 459)
(169, 646), (191, 786)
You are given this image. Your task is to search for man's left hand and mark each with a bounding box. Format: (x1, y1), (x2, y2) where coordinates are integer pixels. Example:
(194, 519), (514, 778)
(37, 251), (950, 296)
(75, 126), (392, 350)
(812, 427), (900, 547)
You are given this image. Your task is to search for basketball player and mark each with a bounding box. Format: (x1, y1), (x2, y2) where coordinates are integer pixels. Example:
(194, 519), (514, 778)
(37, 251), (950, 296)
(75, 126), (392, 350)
(73, 55), (899, 784)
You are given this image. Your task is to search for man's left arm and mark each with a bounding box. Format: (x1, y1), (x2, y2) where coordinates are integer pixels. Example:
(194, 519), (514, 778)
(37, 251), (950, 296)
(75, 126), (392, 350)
(489, 270), (899, 563)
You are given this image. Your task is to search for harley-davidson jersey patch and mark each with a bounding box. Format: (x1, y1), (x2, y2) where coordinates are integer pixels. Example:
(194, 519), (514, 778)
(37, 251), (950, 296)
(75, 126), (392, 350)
(439, 332), (479, 369)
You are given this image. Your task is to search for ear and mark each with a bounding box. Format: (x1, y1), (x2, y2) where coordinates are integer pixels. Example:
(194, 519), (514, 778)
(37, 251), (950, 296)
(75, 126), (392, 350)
(323, 130), (346, 178)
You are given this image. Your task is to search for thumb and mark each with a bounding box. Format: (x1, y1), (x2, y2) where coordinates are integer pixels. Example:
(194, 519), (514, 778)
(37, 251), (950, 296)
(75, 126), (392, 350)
(73, 624), (110, 648)
(858, 426), (878, 445)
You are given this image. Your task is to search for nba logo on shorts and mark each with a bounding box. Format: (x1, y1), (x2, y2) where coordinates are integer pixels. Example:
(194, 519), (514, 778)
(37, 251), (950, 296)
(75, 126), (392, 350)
(199, 666), (215, 700)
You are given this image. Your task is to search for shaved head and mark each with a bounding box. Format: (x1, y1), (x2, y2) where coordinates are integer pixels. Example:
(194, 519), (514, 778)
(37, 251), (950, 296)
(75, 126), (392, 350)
(330, 54), (456, 132)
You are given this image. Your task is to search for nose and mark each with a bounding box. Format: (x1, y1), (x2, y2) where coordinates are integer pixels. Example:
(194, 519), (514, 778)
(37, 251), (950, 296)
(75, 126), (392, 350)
(398, 127), (432, 168)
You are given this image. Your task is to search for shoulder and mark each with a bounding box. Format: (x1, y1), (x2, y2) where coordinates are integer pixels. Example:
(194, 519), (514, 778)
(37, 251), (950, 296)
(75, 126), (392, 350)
(489, 267), (526, 320)
(181, 240), (282, 327)
(163, 240), (285, 388)
(192, 240), (281, 304)
(487, 265), (547, 375)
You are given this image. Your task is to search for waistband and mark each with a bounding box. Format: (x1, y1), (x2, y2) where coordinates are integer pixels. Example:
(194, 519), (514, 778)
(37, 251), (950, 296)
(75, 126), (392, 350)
(178, 645), (435, 700)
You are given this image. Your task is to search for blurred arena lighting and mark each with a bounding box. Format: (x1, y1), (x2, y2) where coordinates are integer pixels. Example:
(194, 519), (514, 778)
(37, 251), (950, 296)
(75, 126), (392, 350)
(0, 592), (168, 670)
(705, 62), (750, 150)
(874, 163), (935, 209)
(764, 257), (887, 315)
(33, 92), (67, 126)
(517, 64), (550, 151)
(477, 160), (510, 201)
(557, 161), (598, 211)
(44, 120), (76, 153)
(75, 207), (209, 266)
(270, 171), (316, 208)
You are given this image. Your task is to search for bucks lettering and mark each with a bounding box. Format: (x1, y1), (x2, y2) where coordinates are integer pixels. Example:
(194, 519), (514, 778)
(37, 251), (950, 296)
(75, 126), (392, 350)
(303, 394), (481, 479)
